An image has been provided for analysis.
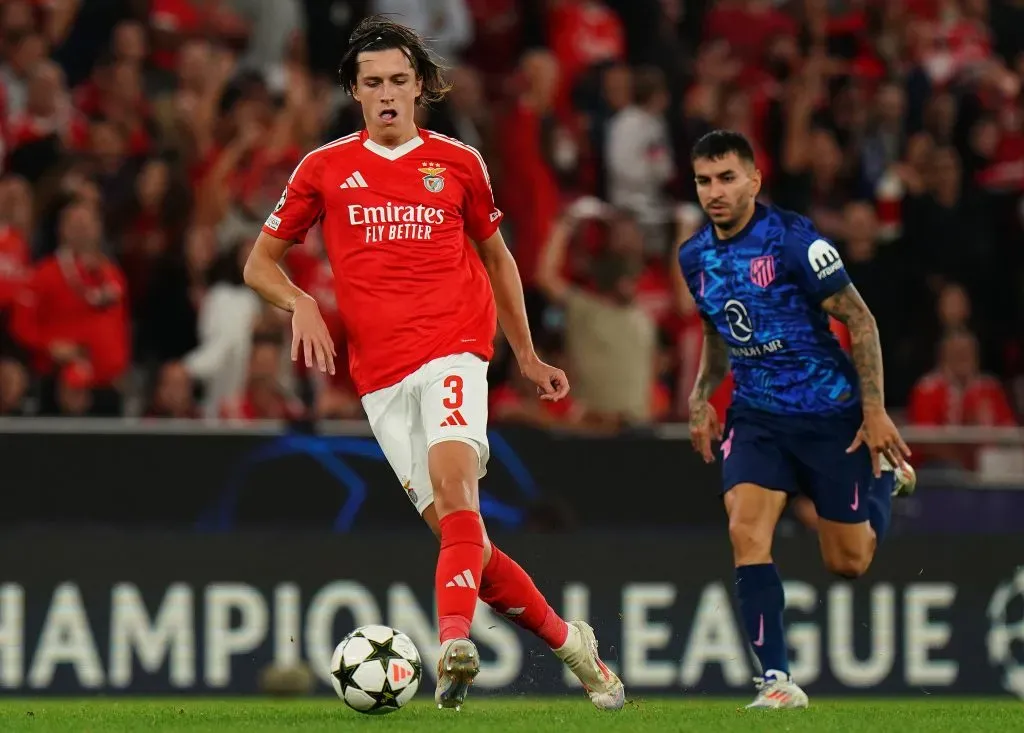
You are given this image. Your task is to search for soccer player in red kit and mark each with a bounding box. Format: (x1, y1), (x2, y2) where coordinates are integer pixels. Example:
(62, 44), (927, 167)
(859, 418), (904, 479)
(243, 17), (624, 712)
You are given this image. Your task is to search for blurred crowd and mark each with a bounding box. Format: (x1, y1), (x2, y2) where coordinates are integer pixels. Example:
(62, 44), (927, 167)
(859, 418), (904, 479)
(0, 1), (1022, 454)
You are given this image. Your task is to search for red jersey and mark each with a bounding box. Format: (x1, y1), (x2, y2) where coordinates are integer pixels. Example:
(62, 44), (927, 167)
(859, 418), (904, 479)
(262, 129), (502, 396)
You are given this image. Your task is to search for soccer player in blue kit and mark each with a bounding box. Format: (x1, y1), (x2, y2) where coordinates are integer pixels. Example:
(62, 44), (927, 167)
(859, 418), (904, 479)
(679, 130), (917, 708)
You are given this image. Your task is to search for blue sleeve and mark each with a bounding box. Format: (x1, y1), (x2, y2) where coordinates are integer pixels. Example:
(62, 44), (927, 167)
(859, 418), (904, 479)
(783, 221), (851, 302)
(677, 242), (707, 315)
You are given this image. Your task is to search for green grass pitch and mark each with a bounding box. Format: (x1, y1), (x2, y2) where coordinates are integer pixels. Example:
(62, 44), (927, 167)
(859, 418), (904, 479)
(0, 698), (1020, 732)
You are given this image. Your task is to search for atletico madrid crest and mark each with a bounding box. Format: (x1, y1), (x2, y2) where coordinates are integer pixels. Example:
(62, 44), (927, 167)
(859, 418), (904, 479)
(418, 163), (446, 193)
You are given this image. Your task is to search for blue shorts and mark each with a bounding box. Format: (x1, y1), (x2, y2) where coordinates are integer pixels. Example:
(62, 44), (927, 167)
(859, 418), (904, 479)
(720, 406), (889, 524)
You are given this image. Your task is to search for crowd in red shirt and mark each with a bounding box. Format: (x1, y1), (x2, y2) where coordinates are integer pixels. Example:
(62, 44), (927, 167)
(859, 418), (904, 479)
(0, 1), (1020, 467)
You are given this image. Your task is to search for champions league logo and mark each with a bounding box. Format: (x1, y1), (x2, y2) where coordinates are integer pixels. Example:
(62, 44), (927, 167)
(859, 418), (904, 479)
(987, 567), (1024, 698)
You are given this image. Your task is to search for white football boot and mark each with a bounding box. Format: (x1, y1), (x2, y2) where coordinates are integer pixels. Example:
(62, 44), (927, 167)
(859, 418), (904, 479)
(881, 456), (917, 497)
(435, 638), (480, 711)
(745, 670), (809, 709)
(553, 620), (626, 710)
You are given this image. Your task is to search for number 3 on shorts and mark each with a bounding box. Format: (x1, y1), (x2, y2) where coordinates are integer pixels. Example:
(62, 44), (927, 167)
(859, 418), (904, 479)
(443, 375), (464, 410)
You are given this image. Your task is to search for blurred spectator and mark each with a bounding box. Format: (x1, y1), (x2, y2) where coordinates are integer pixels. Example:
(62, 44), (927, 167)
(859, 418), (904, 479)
(0, 357), (29, 415)
(146, 361), (198, 419)
(138, 224), (215, 365)
(370, 0), (472, 64)
(8, 199), (129, 416)
(903, 146), (994, 304)
(605, 66), (673, 250)
(908, 329), (1018, 470)
(0, 0), (1017, 438)
(218, 336), (304, 422)
(497, 49), (564, 286)
(0, 175), (31, 338)
(836, 200), (917, 402)
(178, 241), (261, 419)
(909, 330), (1017, 429)
(537, 197), (656, 425)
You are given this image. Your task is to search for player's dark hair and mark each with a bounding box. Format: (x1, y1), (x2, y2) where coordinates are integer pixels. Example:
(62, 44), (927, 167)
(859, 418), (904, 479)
(690, 129), (756, 164)
(338, 15), (452, 106)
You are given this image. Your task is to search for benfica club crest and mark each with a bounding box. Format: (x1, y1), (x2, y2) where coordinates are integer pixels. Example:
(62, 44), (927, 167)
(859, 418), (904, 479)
(418, 163), (446, 193)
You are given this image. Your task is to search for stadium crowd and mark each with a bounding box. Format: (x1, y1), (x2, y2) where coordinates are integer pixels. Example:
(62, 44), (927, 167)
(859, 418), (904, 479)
(0, 0), (1021, 444)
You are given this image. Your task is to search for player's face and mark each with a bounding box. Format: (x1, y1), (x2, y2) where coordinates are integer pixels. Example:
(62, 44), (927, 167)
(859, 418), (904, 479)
(352, 48), (423, 138)
(693, 153), (761, 233)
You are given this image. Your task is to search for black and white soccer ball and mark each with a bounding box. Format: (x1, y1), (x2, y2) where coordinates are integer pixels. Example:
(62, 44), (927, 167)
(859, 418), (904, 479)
(330, 624), (422, 714)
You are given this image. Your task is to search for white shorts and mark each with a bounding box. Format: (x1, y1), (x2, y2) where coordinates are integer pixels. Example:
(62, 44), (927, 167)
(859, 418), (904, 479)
(361, 353), (490, 515)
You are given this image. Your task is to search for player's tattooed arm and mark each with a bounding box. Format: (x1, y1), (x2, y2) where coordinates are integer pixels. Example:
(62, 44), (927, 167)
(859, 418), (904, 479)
(689, 318), (728, 462)
(821, 283), (884, 409)
(690, 318), (730, 403)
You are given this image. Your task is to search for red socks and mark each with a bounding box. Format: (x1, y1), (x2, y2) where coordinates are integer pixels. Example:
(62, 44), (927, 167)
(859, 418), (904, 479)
(479, 544), (569, 649)
(436, 514), (569, 649)
(436, 510), (485, 643)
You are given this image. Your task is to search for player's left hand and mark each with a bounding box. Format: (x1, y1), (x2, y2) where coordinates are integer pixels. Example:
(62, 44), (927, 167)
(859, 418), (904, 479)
(847, 407), (912, 478)
(521, 357), (570, 402)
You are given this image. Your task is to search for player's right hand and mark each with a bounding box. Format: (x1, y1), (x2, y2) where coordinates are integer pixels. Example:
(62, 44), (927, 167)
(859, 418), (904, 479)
(291, 295), (336, 375)
(688, 399), (723, 463)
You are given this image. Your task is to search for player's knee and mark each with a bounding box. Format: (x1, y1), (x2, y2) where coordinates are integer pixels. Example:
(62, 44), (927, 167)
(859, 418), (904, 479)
(432, 475), (476, 515)
(823, 550), (873, 579)
(728, 518), (773, 563)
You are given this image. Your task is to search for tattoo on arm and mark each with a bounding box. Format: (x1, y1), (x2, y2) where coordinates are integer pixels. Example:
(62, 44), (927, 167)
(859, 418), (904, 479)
(691, 319), (730, 403)
(821, 283), (884, 408)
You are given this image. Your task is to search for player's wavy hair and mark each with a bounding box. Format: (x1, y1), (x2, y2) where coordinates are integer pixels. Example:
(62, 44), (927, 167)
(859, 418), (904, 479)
(338, 15), (453, 106)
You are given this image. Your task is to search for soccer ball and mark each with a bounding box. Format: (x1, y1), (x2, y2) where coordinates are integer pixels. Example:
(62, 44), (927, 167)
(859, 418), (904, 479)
(330, 624), (422, 714)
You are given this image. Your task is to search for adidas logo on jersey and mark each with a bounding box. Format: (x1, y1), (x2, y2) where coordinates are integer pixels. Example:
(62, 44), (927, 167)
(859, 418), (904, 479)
(445, 569), (477, 589)
(439, 410), (468, 427)
(339, 171), (369, 189)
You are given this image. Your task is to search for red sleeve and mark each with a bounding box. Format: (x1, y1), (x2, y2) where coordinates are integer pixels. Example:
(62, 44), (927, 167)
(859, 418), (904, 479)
(987, 384), (1018, 426)
(8, 264), (51, 355)
(908, 380), (944, 426)
(262, 153), (325, 243)
(461, 150), (504, 243)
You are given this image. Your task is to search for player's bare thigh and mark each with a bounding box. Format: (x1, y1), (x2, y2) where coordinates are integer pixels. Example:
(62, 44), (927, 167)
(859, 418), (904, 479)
(816, 518), (875, 578)
(724, 483), (788, 566)
(420, 353), (491, 519)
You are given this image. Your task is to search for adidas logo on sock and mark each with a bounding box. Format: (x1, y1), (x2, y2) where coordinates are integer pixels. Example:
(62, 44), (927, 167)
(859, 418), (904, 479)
(445, 569), (477, 589)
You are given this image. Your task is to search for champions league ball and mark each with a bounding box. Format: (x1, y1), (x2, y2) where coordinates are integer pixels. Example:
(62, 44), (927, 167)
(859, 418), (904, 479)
(330, 625), (422, 714)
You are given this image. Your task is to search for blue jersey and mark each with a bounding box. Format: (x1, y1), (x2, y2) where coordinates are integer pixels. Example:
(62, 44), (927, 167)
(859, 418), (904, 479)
(678, 203), (859, 416)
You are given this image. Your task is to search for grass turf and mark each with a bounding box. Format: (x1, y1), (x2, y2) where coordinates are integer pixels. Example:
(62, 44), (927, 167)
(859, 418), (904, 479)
(0, 698), (1019, 733)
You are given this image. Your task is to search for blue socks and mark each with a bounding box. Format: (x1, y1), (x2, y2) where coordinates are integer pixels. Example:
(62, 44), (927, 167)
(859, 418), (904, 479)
(867, 471), (895, 543)
(735, 563), (789, 675)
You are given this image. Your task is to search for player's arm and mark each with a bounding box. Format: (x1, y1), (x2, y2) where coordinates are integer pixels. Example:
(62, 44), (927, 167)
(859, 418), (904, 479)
(690, 317), (730, 405)
(820, 283), (884, 410)
(464, 150), (568, 399)
(243, 232), (309, 312)
(688, 317), (730, 462)
(820, 283), (911, 472)
(244, 232), (335, 374)
(245, 159), (335, 373)
(476, 230), (535, 364)
(477, 230), (568, 400)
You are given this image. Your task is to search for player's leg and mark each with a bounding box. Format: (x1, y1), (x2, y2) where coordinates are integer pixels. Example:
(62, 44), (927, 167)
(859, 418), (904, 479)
(417, 354), (491, 709)
(722, 416), (809, 709)
(800, 416), (897, 578)
(421, 504), (625, 710)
